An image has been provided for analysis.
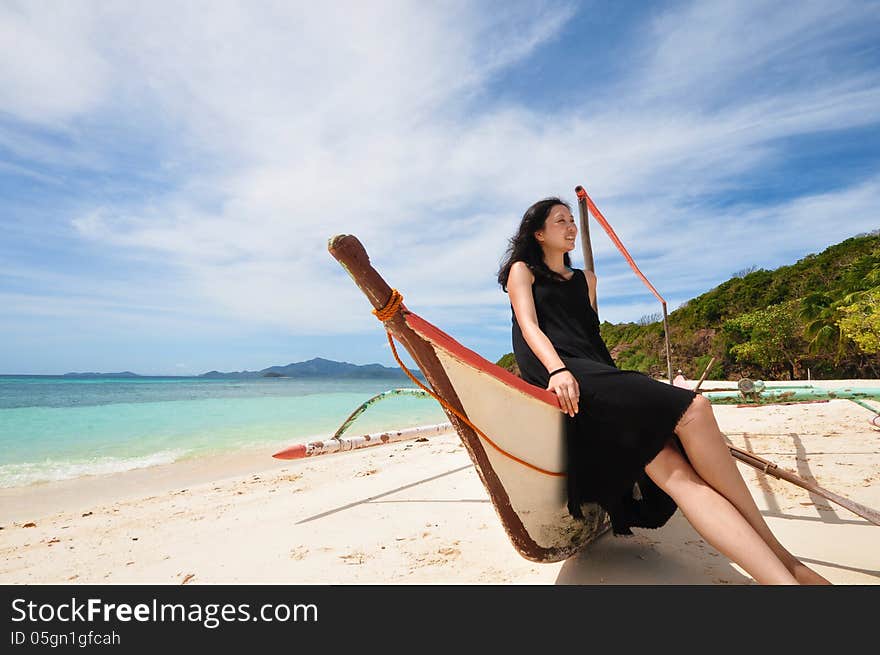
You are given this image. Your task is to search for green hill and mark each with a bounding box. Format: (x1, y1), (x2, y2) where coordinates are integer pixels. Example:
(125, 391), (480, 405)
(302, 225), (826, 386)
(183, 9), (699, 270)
(497, 230), (880, 380)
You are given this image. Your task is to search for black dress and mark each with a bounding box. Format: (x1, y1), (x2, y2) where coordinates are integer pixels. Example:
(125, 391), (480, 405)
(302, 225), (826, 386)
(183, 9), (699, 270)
(511, 266), (698, 536)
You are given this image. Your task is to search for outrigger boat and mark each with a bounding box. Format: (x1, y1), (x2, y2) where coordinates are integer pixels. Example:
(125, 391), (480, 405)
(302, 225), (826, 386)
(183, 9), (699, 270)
(313, 233), (610, 563)
(289, 187), (666, 562)
(273, 188), (880, 561)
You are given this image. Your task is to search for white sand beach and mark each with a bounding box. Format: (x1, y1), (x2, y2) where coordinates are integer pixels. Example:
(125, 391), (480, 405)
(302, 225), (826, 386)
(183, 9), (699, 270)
(1, 380), (878, 585)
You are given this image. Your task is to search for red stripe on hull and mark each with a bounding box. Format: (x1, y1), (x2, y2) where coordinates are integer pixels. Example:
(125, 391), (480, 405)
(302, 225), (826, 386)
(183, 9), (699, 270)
(405, 313), (561, 410)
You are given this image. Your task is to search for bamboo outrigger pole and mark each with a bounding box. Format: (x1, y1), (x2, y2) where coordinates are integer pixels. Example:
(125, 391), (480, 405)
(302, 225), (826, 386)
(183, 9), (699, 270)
(700, 387), (880, 404)
(726, 444), (880, 526)
(575, 185), (674, 383)
(330, 388), (430, 439)
(694, 356), (716, 392)
(273, 422), (453, 460)
(273, 388), (442, 460)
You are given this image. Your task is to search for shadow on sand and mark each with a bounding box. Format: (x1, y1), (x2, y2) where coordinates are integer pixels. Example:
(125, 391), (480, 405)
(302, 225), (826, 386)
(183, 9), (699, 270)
(554, 514), (755, 585)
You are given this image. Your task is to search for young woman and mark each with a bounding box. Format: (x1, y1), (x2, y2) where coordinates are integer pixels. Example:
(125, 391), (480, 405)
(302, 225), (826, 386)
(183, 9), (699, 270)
(498, 197), (831, 585)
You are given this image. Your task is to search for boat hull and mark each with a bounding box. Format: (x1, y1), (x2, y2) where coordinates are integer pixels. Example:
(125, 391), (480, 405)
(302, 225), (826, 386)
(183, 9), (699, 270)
(328, 234), (610, 562)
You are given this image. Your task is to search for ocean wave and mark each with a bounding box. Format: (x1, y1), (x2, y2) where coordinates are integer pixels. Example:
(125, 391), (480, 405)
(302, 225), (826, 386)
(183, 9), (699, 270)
(0, 450), (188, 488)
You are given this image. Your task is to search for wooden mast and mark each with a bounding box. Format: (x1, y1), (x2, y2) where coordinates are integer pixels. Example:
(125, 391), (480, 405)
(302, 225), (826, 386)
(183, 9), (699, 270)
(575, 185), (597, 309)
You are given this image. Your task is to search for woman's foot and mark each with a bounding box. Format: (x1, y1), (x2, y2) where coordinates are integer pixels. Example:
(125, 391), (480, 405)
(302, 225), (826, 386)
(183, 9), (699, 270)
(790, 561), (832, 585)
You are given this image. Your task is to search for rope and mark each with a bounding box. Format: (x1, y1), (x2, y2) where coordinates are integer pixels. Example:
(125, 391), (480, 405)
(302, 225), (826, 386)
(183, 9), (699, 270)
(373, 288), (404, 321)
(576, 187), (667, 306)
(372, 289), (565, 478)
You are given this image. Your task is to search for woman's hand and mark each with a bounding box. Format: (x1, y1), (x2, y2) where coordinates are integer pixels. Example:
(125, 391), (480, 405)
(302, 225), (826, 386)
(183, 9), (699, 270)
(547, 370), (579, 417)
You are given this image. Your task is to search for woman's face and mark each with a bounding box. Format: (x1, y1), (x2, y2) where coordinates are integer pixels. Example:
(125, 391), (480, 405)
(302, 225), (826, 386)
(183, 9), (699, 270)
(535, 204), (577, 253)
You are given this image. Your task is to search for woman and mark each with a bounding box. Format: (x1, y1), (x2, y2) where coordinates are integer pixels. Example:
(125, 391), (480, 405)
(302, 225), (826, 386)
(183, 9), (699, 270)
(498, 197), (831, 585)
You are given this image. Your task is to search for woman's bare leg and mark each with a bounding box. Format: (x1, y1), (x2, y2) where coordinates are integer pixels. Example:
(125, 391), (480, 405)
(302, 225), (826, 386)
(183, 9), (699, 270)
(673, 395), (831, 585)
(645, 441), (798, 584)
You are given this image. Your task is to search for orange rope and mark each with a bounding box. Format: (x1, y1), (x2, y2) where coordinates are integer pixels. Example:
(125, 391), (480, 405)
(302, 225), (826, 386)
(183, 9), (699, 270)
(372, 288), (404, 321)
(373, 289), (565, 478)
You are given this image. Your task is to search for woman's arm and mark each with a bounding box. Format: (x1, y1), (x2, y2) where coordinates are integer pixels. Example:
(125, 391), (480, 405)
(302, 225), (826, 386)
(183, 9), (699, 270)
(508, 261), (579, 416)
(584, 269), (598, 314)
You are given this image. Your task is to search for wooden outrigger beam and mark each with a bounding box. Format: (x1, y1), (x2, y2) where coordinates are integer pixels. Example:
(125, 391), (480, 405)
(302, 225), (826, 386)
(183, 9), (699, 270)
(726, 444), (880, 526)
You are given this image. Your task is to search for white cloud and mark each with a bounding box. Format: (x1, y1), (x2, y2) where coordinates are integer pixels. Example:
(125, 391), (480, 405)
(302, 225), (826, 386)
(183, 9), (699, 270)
(0, 1), (109, 123)
(2, 0), (879, 350)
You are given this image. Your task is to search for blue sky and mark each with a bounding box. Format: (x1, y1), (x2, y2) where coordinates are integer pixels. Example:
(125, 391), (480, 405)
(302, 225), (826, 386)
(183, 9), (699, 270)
(1, 0), (879, 375)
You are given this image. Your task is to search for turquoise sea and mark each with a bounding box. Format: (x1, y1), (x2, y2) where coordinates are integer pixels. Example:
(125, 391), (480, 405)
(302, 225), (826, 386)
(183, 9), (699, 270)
(0, 376), (448, 488)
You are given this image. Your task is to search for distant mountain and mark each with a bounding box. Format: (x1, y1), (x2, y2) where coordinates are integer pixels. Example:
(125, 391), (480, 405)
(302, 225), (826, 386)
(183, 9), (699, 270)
(199, 370), (260, 379)
(62, 371), (141, 378)
(199, 357), (423, 380)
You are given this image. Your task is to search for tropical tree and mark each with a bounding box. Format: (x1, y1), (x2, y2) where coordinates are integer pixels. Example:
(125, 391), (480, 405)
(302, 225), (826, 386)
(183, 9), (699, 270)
(724, 301), (805, 379)
(797, 292), (852, 364)
(837, 286), (880, 354)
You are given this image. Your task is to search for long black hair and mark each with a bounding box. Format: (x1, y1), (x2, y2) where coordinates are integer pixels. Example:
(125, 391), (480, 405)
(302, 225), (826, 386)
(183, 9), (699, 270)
(497, 197), (573, 292)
